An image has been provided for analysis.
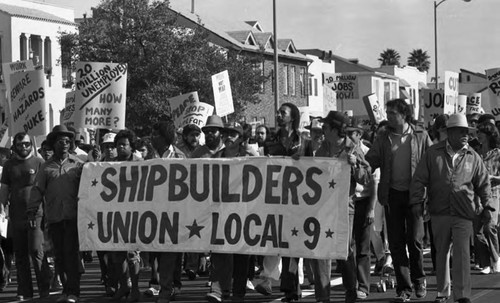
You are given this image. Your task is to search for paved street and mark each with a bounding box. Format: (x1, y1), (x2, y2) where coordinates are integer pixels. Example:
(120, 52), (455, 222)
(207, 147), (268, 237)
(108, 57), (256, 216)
(1, 250), (500, 303)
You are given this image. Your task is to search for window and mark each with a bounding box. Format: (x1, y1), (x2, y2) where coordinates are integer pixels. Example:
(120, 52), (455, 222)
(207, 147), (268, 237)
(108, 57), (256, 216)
(44, 37), (52, 75)
(309, 78), (313, 96)
(290, 66), (296, 96)
(314, 78), (318, 96)
(283, 65), (289, 95)
(20, 34), (27, 60)
(467, 75), (471, 82)
(299, 67), (306, 97)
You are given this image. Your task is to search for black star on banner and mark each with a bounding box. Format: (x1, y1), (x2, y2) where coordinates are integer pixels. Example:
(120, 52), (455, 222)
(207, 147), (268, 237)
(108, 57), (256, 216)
(325, 229), (334, 238)
(186, 220), (205, 239)
(91, 179), (98, 186)
(291, 227), (299, 236)
(329, 179), (336, 189)
(88, 221), (95, 230)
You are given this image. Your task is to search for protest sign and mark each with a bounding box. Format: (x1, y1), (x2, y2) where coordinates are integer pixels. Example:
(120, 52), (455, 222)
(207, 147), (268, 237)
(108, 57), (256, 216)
(323, 85), (337, 113)
(457, 95), (467, 115)
(168, 92), (199, 124)
(74, 62), (127, 129)
(467, 93), (482, 114)
(486, 68), (500, 120)
(78, 156), (351, 259)
(211, 70), (234, 117)
(61, 91), (76, 128)
(0, 120), (9, 147)
(9, 69), (47, 135)
(167, 92), (214, 129)
(362, 93), (386, 124)
(323, 73), (359, 100)
(444, 71), (459, 115)
(180, 102), (213, 129)
(2, 60), (36, 119)
(422, 89), (444, 126)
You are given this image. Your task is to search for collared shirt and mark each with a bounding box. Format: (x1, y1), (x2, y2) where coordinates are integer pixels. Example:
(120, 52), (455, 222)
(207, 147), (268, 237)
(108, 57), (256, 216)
(445, 140), (469, 168)
(28, 154), (84, 224)
(161, 145), (186, 159)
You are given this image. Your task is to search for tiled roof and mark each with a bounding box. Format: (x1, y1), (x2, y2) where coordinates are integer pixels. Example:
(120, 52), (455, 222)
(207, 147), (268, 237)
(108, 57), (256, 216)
(253, 32), (273, 48)
(167, 3), (310, 62)
(277, 39), (294, 52)
(0, 3), (75, 26)
(227, 31), (253, 44)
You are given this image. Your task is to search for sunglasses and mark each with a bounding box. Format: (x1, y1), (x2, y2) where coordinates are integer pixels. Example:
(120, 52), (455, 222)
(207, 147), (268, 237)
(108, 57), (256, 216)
(16, 142), (32, 148)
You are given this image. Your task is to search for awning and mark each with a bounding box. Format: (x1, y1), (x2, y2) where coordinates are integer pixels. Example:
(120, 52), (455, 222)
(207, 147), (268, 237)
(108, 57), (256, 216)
(399, 87), (410, 99)
(399, 78), (411, 87)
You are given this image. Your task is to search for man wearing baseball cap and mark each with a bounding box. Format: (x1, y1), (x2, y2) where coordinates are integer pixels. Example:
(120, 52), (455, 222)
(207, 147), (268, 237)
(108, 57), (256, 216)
(411, 114), (494, 303)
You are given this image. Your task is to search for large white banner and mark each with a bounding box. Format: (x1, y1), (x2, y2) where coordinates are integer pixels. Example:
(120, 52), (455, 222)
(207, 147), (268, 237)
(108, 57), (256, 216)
(74, 62), (127, 130)
(78, 157), (351, 259)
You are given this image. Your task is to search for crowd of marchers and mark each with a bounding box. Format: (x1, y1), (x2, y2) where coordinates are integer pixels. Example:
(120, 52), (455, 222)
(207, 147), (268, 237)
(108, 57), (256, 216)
(0, 99), (499, 303)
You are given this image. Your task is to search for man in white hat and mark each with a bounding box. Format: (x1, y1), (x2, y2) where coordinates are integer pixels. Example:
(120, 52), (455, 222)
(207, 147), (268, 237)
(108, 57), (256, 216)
(410, 114), (494, 303)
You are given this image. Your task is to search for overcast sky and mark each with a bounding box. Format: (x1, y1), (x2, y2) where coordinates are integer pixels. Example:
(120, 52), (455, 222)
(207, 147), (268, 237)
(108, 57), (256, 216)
(45, 0), (500, 81)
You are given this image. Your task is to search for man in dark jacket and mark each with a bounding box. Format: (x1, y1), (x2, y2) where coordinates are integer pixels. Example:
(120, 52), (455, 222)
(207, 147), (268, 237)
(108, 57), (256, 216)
(410, 114), (493, 303)
(365, 99), (432, 302)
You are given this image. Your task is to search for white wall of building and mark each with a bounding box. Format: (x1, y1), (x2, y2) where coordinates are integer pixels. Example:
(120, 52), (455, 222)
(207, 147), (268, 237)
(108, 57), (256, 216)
(0, 0), (77, 138)
(306, 54), (335, 117)
(376, 65), (427, 118)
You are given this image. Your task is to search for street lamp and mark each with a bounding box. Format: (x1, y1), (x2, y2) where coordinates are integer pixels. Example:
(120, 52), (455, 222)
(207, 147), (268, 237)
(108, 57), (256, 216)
(434, 0), (471, 89)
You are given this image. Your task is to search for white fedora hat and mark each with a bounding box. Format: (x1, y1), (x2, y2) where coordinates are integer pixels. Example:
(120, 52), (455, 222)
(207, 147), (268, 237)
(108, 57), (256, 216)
(447, 113), (474, 130)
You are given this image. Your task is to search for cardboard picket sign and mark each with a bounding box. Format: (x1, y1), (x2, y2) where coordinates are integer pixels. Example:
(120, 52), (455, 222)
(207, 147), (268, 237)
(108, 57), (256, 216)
(9, 69), (47, 136)
(457, 95), (467, 115)
(211, 70), (234, 117)
(422, 89), (444, 127)
(61, 91), (76, 128)
(485, 68), (500, 120)
(362, 93), (386, 124)
(324, 73), (359, 100)
(1, 60), (36, 133)
(74, 62), (127, 130)
(0, 120), (9, 147)
(466, 93), (482, 114)
(444, 71), (459, 115)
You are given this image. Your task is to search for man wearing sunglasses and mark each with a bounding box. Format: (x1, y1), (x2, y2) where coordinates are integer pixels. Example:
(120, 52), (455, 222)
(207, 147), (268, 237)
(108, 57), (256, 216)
(0, 132), (51, 301)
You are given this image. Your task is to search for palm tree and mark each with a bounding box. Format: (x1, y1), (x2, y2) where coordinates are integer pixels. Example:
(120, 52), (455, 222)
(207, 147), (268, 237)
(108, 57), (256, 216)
(407, 49), (431, 72)
(378, 48), (401, 66)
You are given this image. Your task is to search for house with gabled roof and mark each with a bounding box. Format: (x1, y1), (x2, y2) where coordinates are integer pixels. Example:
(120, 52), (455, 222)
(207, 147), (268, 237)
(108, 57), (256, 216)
(167, 3), (311, 128)
(299, 49), (402, 121)
(0, 0), (77, 133)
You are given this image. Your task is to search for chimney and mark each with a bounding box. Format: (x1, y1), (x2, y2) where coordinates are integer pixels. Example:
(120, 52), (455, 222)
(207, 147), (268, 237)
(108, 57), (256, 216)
(191, 0), (195, 13)
(329, 50), (332, 58)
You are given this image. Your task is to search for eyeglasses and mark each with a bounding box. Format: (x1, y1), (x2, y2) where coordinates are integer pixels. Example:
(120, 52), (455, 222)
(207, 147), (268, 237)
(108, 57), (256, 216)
(56, 139), (71, 145)
(16, 142), (31, 148)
